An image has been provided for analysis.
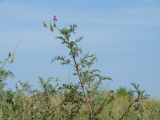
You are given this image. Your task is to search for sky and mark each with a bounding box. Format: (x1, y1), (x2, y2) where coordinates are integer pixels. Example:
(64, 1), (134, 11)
(0, 0), (160, 98)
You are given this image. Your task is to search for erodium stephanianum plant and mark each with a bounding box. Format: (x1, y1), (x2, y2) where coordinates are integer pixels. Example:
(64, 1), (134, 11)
(43, 16), (114, 120)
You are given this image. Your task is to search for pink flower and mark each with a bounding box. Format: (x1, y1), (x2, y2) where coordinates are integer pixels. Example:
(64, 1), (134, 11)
(52, 15), (58, 21)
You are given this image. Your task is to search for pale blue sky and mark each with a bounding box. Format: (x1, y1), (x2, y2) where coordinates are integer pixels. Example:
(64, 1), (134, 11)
(0, 0), (160, 98)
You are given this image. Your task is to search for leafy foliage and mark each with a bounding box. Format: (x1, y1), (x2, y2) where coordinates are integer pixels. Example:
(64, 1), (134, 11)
(0, 19), (159, 120)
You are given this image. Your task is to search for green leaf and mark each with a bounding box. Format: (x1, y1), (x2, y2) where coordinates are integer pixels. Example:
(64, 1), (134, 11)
(7, 52), (15, 64)
(50, 25), (54, 32)
(43, 22), (48, 28)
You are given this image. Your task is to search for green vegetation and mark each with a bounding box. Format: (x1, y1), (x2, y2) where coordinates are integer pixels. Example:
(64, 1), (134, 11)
(0, 19), (160, 120)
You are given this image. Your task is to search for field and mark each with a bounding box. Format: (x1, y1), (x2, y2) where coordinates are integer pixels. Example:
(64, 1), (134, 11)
(0, 85), (160, 120)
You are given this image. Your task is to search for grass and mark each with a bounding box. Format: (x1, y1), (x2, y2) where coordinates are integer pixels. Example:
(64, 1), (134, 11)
(0, 89), (160, 120)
